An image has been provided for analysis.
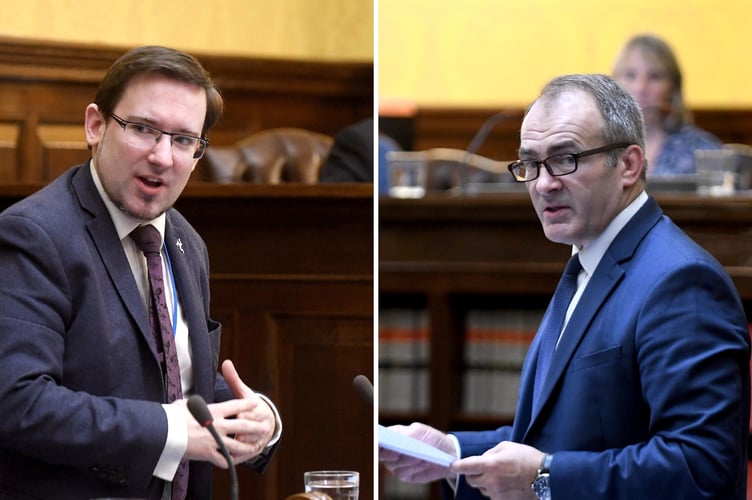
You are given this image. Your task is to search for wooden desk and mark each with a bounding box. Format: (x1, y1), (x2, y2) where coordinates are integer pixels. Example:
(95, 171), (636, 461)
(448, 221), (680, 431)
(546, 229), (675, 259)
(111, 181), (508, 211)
(0, 182), (374, 499)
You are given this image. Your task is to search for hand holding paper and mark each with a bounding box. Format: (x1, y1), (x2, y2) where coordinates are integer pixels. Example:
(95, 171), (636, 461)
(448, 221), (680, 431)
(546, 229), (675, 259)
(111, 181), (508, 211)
(378, 425), (456, 466)
(378, 422), (458, 484)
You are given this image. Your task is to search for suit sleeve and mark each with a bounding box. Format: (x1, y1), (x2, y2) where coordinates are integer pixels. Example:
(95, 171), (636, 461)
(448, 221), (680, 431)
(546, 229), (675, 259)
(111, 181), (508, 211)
(0, 213), (167, 488)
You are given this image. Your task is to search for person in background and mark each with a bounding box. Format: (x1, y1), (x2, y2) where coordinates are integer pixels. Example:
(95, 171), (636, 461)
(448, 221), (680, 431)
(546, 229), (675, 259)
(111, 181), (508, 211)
(318, 117), (401, 192)
(612, 33), (722, 176)
(379, 73), (749, 499)
(378, 131), (401, 194)
(319, 117), (374, 183)
(0, 46), (281, 499)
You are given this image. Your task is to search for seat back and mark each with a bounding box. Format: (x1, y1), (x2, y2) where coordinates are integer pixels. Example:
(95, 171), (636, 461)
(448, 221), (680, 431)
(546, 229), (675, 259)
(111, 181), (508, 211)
(386, 148), (516, 193)
(201, 128), (333, 184)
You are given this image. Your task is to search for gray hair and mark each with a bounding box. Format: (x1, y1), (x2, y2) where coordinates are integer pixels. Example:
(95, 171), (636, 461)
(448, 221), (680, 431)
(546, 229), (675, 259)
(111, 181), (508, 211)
(533, 73), (645, 167)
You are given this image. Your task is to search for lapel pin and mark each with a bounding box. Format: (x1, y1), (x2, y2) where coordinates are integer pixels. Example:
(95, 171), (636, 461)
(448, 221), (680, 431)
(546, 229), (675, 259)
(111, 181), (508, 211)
(176, 238), (184, 254)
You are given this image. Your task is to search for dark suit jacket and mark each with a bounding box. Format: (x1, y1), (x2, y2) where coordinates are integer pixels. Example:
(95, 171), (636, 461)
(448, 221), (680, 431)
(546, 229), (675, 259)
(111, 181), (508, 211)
(0, 163), (273, 499)
(318, 118), (374, 183)
(452, 196), (750, 499)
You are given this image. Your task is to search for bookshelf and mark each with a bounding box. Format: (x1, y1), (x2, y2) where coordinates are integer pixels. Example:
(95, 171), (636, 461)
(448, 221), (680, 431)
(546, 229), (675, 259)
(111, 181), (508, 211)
(378, 191), (752, 499)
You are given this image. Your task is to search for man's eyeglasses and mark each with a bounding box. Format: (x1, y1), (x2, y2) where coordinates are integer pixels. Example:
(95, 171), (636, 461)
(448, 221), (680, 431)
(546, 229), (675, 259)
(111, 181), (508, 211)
(110, 113), (209, 159)
(507, 143), (632, 182)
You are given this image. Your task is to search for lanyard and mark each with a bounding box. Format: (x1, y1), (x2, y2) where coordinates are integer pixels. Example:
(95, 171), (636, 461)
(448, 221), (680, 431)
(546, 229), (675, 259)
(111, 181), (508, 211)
(163, 244), (178, 336)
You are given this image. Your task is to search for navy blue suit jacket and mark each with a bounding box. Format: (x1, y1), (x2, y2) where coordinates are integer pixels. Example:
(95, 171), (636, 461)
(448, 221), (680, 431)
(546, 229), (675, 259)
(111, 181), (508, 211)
(452, 196), (750, 499)
(0, 164), (272, 499)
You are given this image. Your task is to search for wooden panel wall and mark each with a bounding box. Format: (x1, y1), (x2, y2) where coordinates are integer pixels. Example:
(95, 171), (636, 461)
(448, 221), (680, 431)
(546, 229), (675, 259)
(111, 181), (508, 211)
(176, 185), (374, 499)
(0, 37), (373, 184)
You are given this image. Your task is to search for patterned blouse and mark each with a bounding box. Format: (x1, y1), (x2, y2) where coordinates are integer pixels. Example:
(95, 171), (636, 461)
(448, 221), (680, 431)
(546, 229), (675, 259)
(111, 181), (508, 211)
(650, 124), (723, 176)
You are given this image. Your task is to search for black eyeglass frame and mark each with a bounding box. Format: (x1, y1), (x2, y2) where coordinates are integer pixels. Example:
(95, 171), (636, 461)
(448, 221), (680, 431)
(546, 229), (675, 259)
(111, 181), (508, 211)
(507, 143), (632, 182)
(110, 113), (209, 159)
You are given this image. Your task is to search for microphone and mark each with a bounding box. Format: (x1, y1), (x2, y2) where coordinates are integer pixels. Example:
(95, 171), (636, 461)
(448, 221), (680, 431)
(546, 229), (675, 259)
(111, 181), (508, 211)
(458, 110), (516, 195)
(352, 374), (373, 406)
(187, 395), (238, 500)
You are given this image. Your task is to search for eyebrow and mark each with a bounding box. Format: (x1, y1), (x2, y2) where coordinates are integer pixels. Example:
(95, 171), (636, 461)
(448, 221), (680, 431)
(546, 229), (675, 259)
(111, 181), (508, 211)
(518, 140), (581, 159)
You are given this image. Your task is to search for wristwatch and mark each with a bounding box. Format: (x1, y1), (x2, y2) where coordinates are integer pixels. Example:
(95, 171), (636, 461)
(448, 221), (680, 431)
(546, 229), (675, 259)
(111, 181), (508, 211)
(531, 453), (553, 500)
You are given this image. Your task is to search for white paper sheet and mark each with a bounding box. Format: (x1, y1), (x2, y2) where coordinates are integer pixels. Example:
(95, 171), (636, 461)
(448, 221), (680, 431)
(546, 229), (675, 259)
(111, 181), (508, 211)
(378, 425), (456, 467)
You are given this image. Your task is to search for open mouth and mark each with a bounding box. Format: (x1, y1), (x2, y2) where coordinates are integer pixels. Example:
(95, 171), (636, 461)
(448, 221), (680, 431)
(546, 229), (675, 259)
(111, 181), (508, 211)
(140, 176), (164, 188)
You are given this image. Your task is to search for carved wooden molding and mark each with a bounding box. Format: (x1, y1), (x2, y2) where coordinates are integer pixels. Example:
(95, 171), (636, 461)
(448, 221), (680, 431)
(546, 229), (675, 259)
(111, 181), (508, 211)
(0, 36), (373, 96)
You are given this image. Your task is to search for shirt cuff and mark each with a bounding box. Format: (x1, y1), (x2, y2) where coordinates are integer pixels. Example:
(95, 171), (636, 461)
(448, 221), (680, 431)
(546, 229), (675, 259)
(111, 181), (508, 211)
(257, 393), (283, 448)
(445, 433), (462, 494)
(153, 404), (188, 481)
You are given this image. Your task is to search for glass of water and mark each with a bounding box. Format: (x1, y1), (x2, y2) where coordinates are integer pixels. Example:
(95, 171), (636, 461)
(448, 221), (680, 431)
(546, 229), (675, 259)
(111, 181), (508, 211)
(304, 470), (359, 500)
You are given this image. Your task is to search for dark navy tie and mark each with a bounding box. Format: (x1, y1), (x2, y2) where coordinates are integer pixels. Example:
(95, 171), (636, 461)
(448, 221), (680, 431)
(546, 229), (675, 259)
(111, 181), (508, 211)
(130, 224), (188, 500)
(532, 254), (582, 412)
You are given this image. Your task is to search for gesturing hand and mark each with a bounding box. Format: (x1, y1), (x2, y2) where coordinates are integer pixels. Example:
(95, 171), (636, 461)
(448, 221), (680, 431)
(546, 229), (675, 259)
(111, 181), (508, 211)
(221, 359), (276, 460)
(182, 397), (263, 468)
(182, 360), (276, 467)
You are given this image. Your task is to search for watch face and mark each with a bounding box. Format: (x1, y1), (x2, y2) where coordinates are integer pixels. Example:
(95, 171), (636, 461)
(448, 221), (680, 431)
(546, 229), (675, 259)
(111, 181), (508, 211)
(532, 474), (550, 499)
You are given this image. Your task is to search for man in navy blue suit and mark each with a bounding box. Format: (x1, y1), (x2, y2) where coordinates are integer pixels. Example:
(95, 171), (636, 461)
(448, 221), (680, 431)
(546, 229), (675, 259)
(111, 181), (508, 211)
(380, 74), (750, 499)
(0, 46), (280, 499)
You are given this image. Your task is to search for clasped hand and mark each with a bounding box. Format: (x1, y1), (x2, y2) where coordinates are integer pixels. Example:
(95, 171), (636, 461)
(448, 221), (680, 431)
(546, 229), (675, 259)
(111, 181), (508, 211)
(183, 360), (276, 468)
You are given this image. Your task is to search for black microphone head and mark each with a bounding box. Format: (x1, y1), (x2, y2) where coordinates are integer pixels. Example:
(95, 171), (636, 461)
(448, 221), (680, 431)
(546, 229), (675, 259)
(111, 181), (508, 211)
(352, 374), (373, 406)
(187, 394), (213, 428)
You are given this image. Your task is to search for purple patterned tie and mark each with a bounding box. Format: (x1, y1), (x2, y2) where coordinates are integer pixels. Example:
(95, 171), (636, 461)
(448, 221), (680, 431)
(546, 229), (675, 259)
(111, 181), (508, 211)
(130, 225), (189, 500)
(532, 254), (581, 413)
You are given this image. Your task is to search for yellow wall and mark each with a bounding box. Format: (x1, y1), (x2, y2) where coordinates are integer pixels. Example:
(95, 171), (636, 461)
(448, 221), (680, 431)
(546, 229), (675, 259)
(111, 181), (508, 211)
(379, 0), (752, 108)
(1, 0), (373, 62)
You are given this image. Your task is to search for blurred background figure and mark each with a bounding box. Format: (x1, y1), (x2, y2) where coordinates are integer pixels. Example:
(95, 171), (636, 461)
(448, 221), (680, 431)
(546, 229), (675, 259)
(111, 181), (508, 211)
(318, 117), (401, 192)
(612, 33), (722, 176)
(319, 118), (374, 183)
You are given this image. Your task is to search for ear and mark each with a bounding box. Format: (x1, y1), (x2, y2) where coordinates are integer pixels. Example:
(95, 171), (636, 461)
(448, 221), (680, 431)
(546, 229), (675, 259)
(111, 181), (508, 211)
(620, 144), (645, 186)
(84, 104), (106, 150)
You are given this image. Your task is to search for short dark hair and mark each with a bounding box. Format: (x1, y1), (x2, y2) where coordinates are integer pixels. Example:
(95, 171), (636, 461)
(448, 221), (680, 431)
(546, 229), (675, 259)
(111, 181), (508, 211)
(94, 46), (223, 137)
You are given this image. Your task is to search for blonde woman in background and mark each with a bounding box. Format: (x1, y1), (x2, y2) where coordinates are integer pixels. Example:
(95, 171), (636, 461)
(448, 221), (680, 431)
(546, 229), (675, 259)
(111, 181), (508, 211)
(613, 34), (722, 176)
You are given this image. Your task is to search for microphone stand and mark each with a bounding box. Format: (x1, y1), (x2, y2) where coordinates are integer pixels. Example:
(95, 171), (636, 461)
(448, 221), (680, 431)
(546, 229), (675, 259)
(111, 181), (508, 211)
(187, 395), (238, 500)
(458, 110), (516, 195)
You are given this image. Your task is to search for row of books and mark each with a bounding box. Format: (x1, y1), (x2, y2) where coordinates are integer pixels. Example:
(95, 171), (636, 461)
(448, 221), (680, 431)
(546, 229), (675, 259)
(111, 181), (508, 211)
(378, 308), (544, 416)
(378, 308), (430, 413)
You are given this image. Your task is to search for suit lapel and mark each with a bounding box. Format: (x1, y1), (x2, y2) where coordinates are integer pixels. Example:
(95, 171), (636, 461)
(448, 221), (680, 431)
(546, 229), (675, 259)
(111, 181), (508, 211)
(526, 254), (623, 430)
(72, 165), (158, 359)
(523, 196), (664, 436)
(164, 218), (212, 395)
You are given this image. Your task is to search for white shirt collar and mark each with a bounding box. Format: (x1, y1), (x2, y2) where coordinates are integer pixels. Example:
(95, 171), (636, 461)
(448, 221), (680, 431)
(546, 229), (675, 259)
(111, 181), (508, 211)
(572, 190), (648, 278)
(89, 161), (167, 242)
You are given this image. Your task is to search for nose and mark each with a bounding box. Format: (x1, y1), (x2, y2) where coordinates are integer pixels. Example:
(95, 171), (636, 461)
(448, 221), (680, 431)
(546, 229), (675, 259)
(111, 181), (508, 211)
(629, 75), (649, 99)
(148, 134), (174, 165)
(533, 164), (562, 193)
